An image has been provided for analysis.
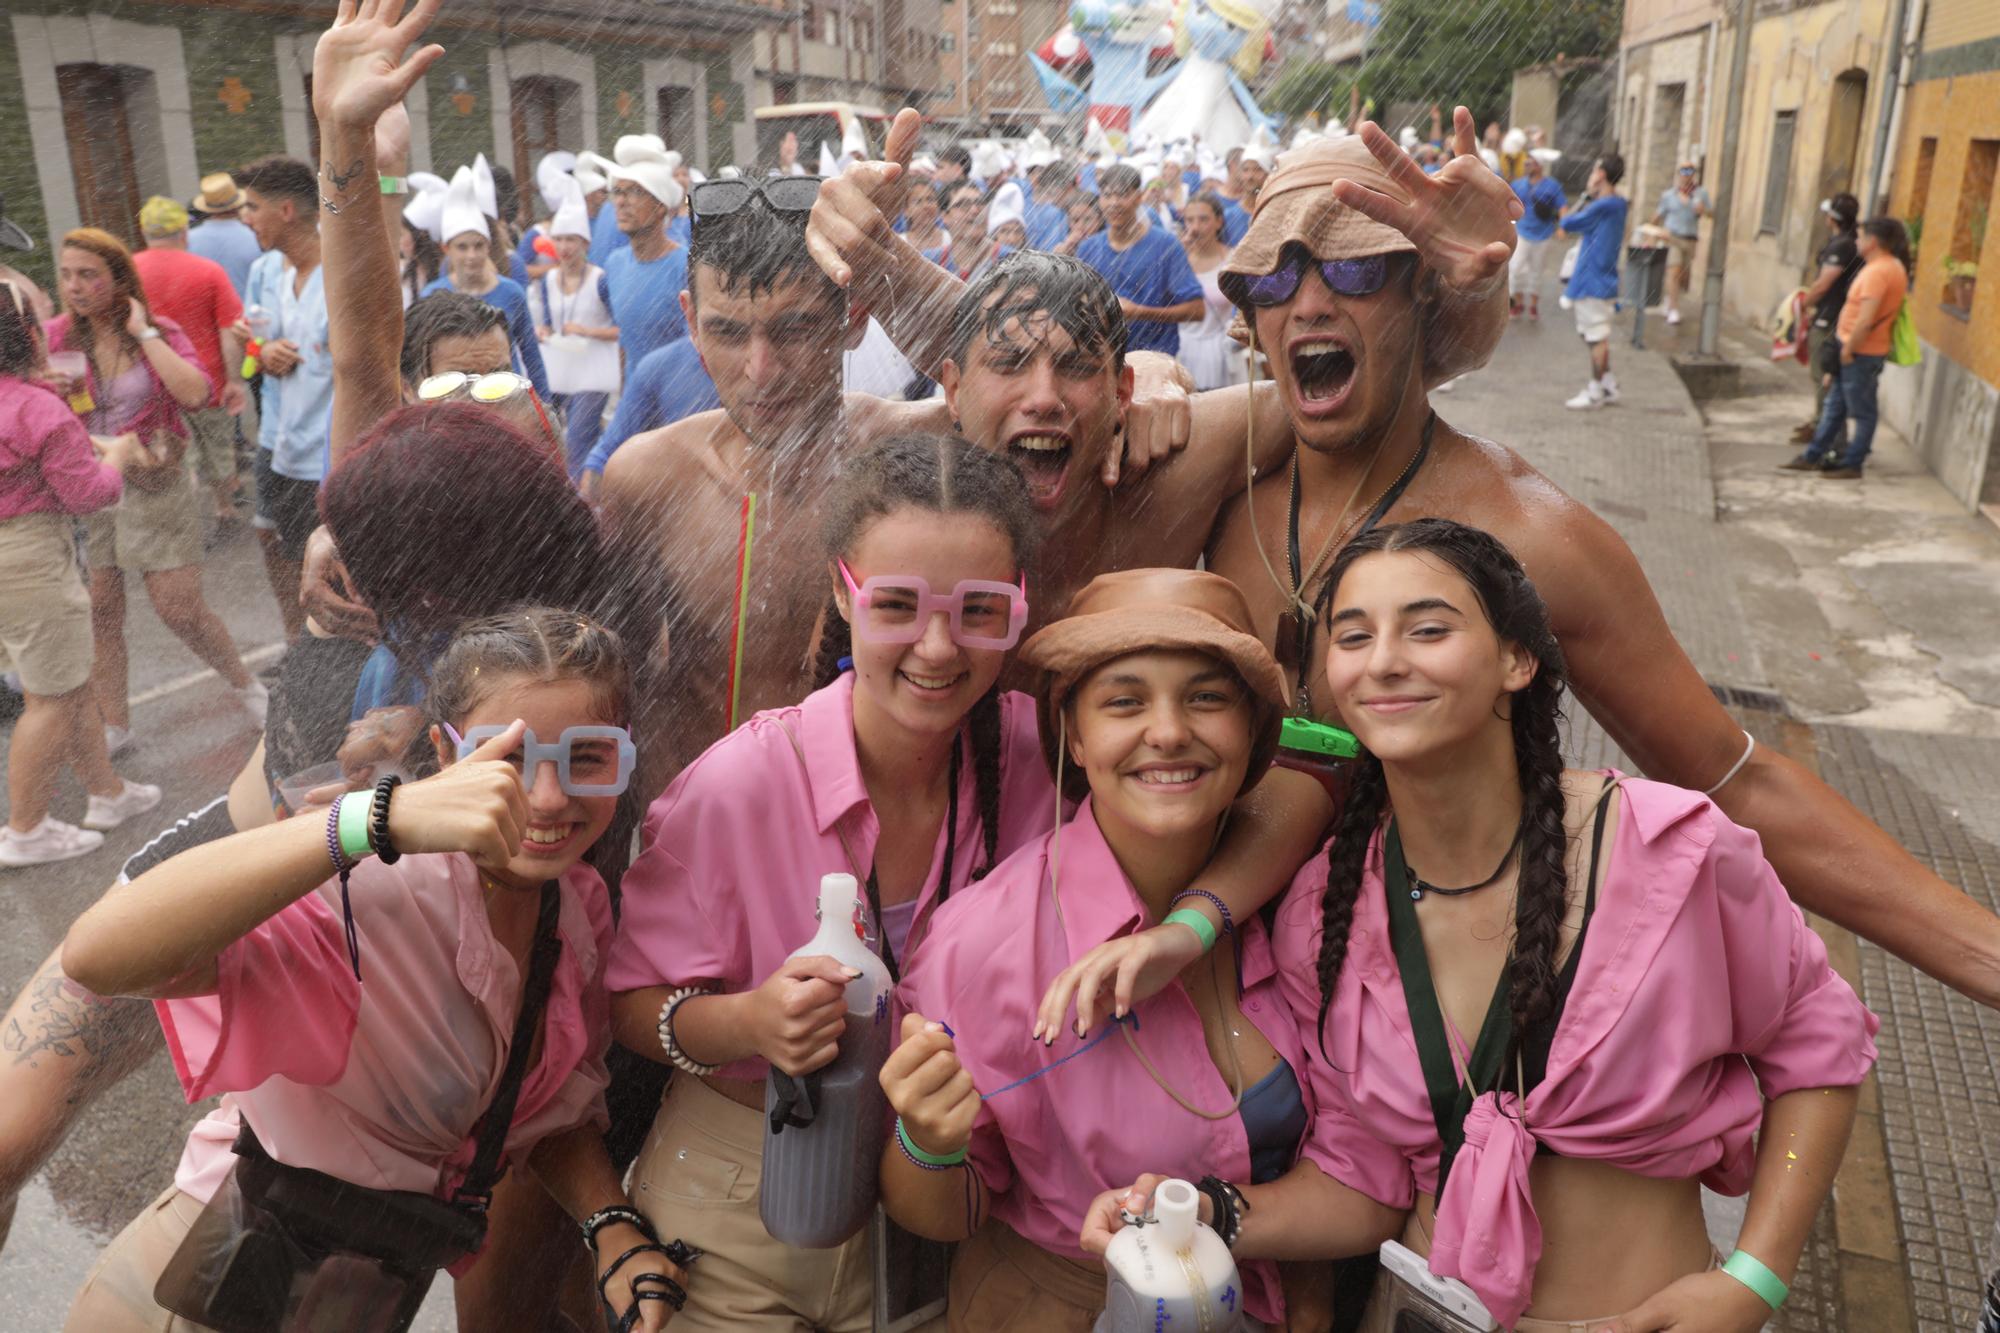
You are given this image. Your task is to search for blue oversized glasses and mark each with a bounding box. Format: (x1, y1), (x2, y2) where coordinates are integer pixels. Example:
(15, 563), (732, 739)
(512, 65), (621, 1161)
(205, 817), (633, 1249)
(443, 723), (637, 797)
(1242, 252), (1391, 307)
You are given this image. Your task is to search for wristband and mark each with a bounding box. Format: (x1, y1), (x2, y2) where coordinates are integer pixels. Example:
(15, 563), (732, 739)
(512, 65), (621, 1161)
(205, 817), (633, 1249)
(1721, 1250), (1788, 1311)
(896, 1117), (968, 1168)
(581, 1204), (657, 1249)
(335, 793), (375, 861)
(369, 775), (403, 864)
(1162, 907), (1218, 954)
(1170, 888), (1234, 939)
(379, 174), (408, 196)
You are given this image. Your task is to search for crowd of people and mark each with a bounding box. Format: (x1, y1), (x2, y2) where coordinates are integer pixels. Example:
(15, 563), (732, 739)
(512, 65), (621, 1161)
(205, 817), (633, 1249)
(0, 0), (1983, 1330)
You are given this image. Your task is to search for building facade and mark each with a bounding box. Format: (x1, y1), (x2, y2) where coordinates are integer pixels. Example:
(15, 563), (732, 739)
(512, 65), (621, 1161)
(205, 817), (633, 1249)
(2, 0), (777, 287)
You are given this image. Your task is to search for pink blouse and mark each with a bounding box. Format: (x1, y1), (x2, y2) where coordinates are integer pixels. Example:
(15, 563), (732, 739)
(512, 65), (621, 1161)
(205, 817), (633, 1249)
(607, 674), (1059, 1081)
(1272, 777), (1879, 1328)
(898, 799), (1313, 1326)
(0, 375), (122, 521)
(44, 314), (209, 444)
(158, 853), (614, 1259)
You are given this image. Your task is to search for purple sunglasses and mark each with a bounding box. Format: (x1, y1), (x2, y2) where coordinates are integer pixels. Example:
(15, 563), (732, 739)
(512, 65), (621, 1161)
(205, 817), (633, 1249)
(1243, 252), (1391, 307)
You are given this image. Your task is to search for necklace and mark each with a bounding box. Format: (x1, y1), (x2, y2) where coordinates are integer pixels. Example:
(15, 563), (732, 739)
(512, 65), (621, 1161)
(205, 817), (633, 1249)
(1394, 816), (1523, 901)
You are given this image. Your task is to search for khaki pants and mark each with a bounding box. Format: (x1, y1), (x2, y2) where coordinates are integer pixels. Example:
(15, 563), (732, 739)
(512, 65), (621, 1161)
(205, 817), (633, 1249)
(630, 1074), (872, 1332)
(65, 1186), (214, 1332)
(186, 407), (240, 489)
(0, 512), (94, 695)
(944, 1219), (1103, 1332)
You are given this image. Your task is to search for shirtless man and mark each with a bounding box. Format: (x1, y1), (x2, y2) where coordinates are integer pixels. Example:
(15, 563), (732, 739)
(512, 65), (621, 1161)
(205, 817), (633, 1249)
(1038, 117), (2000, 1031)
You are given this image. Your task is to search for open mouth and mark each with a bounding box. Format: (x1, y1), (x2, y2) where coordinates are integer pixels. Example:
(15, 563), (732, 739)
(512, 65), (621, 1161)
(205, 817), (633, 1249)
(1289, 339), (1358, 414)
(521, 822), (581, 855)
(899, 667), (968, 696)
(1127, 764), (1211, 793)
(1007, 433), (1072, 507)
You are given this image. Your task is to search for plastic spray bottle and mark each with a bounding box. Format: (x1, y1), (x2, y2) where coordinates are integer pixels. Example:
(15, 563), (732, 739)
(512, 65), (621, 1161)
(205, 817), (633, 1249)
(1095, 1178), (1245, 1333)
(760, 872), (896, 1248)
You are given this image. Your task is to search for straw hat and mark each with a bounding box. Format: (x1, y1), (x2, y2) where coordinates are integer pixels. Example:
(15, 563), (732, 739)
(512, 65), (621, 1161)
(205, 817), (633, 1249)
(1022, 569), (1286, 800)
(192, 172), (249, 215)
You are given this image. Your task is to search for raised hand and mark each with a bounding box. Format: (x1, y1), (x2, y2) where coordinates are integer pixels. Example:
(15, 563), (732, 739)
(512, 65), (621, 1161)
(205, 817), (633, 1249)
(806, 107), (924, 290)
(1334, 105), (1521, 295)
(313, 0), (445, 134)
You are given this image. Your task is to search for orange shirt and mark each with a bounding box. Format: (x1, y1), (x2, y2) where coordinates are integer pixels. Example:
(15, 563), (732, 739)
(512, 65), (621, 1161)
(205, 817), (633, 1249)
(1836, 253), (1908, 357)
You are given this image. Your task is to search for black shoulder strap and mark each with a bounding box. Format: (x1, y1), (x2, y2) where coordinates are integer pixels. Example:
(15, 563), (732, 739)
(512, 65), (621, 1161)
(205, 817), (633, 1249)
(454, 880), (564, 1209)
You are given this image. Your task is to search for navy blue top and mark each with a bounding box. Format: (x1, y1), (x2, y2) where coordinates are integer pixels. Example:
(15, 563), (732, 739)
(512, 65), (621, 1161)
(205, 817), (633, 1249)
(1240, 1058), (1307, 1185)
(1078, 223), (1203, 356)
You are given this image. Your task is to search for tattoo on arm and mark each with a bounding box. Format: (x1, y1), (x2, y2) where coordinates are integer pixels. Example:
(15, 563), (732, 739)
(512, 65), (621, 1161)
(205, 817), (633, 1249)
(3, 970), (150, 1077)
(324, 158), (367, 195)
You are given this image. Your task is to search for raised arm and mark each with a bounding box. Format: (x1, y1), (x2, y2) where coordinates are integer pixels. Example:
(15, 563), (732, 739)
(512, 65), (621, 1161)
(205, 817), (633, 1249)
(312, 0), (445, 463)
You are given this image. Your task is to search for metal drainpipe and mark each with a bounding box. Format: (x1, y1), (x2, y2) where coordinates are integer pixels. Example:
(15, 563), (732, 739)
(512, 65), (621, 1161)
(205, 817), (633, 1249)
(1866, 0), (1922, 215)
(1696, 0), (1757, 358)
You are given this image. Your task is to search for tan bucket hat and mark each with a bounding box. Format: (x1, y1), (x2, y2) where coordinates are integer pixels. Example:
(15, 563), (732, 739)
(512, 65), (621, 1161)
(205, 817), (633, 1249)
(192, 173), (249, 214)
(1220, 135), (1417, 297)
(1022, 569), (1286, 800)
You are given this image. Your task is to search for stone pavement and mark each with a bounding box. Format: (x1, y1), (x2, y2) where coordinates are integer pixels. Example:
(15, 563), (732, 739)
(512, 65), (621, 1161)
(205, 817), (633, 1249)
(1442, 292), (2000, 1332)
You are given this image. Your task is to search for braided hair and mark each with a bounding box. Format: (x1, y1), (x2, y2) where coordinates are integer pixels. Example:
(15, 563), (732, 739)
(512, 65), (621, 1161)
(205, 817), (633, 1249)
(814, 434), (1041, 881)
(1310, 518), (1572, 1068)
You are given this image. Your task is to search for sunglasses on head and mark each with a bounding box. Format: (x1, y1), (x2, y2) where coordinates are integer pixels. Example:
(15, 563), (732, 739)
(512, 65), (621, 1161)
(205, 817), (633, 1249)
(691, 177), (824, 219)
(1242, 252), (1391, 307)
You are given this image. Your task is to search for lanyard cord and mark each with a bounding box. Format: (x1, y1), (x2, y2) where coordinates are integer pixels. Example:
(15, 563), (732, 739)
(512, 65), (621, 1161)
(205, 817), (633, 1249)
(862, 741), (960, 983)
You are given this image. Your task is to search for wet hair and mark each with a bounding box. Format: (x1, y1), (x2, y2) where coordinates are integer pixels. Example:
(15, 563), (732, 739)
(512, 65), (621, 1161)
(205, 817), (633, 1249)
(810, 434), (1041, 882)
(402, 219), (443, 301)
(319, 402), (603, 673)
(1309, 518), (1572, 1074)
(0, 280), (41, 377)
(1861, 217), (1913, 278)
(421, 607), (632, 769)
(401, 291), (508, 386)
(238, 155), (318, 212)
(687, 197), (838, 309)
(1597, 153), (1625, 187)
(58, 228), (151, 374)
(1097, 164), (1141, 196)
(948, 250), (1129, 375)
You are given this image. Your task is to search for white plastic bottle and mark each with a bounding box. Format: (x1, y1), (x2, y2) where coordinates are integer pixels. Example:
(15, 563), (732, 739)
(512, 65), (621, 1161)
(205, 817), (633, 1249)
(759, 873), (897, 1249)
(1094, 1178), (1246, 1333)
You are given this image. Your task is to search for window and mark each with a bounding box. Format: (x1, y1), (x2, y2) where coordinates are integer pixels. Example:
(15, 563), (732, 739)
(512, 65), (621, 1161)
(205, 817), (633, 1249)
(940, 32), (956, 49)
(1758, 109), (1796, 236)
(1946, 138), (1996, 312)
(511, 76), (568, 194)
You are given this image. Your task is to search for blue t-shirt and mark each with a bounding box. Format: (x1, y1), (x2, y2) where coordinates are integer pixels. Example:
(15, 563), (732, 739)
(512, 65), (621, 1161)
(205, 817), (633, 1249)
(243, 251), (333, 482)
(588, 203), (630, 267)
(514, 224), (546, 276)
(584, 337), (720, 476)
(1026, 201), (1069, 251)
(1217, 195), (1249, 245)
(1078, 223), (1204, 356)
(187, 218), (264, 298)
(1512, 177), (1567, 243)
(418, 272), (551, 397)
(603, 244), (691, 368)
(668, 213), (691, 247)
(1560, 194), (1629, 302)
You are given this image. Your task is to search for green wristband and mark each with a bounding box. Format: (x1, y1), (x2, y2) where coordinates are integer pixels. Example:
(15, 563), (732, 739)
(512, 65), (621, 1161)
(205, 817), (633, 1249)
(336, 793), (376, 861)
(1162, 907), (1219, 954)
(1721, 1250), (1788, 1311)
(897, 1116), (967, 1167)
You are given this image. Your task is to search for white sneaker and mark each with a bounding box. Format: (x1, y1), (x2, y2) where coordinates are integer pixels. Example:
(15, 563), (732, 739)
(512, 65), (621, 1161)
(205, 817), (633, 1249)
(1599, 375), (1621, 403)
(1666, 309), (1682, 325)
(82, 779), (164, 831)
(235, 678), (269, 729)
(1565, 382), (1604, 410)
(104, 724), (133, 757)
(0, 818), (105, 868)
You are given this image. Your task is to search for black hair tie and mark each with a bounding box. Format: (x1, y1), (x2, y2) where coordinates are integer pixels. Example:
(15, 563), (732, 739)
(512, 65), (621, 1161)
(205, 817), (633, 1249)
(369, 775), (403, 865)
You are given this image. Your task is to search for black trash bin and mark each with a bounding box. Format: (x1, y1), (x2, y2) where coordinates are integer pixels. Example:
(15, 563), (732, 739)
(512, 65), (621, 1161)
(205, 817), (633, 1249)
(1625, 244), (1667, 310)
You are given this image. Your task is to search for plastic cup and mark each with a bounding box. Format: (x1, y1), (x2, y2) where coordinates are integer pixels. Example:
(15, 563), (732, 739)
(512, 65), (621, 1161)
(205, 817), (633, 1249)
(47, 350), (87, 381)
(277, 761), (348, 817)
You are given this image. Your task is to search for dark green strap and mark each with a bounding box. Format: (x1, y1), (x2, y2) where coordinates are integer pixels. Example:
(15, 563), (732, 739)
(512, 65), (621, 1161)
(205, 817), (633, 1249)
(1384, 822), (1514, 1203)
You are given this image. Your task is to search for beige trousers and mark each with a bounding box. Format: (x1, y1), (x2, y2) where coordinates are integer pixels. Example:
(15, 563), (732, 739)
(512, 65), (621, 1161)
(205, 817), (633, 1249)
(65, 1186), (214, 1332)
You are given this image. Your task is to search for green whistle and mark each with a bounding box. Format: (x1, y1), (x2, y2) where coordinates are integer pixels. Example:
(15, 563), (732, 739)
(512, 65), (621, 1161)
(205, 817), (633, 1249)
(1280, 717), (1361, 759)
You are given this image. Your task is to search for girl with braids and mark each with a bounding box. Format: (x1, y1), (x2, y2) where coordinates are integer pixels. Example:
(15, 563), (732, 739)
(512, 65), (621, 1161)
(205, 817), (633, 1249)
(883, 567), (1319, 1330)
(605, 433), (1056, 1331)
(1082, 519), (1878, 1333)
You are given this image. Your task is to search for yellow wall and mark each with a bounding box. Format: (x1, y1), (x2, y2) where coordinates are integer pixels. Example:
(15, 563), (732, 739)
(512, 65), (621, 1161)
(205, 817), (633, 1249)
(1892, 69), (2000, 390)
(1622, 0), (1722, 52)
(1924, 0), (2000, 54)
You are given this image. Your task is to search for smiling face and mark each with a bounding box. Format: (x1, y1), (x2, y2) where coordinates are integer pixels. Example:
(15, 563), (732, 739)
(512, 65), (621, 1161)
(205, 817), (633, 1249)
(684, 265), (848, 447)
(834, 507), (1019, 741)
(1247, 247), (1422, 455)
(942, 295), (1132, 521)
(434, 674), (623, 888)
(1322, 549), (1535, 767)
(1097, 183), (1141, 233)
(1066, 649), (1254, 844)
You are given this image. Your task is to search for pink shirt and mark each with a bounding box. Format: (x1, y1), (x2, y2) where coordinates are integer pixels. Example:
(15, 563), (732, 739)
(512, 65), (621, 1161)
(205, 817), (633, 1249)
(1272, 777), (1879, 1328)
(44, 314), (210, 445)
(158, 853), (614, 1245)
(0, 375), (123, 521)
(898, 799), (1312, 1326)
(608, 674), (1059, 1081)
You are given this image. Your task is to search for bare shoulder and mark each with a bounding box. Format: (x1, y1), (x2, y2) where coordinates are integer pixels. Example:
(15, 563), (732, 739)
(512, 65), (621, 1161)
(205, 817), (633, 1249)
(1438, 428), (1637, 588)
(845, 392), (950, 442)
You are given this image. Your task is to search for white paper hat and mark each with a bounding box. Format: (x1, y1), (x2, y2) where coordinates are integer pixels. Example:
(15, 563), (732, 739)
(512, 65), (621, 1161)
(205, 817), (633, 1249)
(549, 178), (591, 241)
(819, 141), (841, 178)
(1019, 129), (1060, 169)
(440, 165), (489, 243)
(1398, 127), (1420, 150)
(840, 115), (867, 161)
(909, 153), (939, 176)
(603, 136), (686, 210)
(1529, 147), (1563, 166)
(613, 134), (667, 163)
(986, 181), (1026, 236)
(689, 167), (708, 185)
(1501, 128), (1527, 156)
(1083, 117), (1112, 161)
(717, 165), (743, 180)
(407, 171), (448, 195)
(572, 153), (611, 195)
(471, 154), (498, 218)
(536, 151), (578, 215)
(970, 139), (1011, 184)
(405, 176), (447, 240)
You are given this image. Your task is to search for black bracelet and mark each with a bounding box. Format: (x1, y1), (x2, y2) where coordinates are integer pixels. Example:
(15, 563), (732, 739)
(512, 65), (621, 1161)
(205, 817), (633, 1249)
(1171, 887), (1235, 938)
(369, 775), (403, 864)
(1197, 1174), (1246, 1249)
(582, 1204), (657, 1249)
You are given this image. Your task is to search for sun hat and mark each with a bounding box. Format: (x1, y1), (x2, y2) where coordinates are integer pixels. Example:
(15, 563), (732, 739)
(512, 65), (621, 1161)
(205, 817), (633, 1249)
(1022, 569), (1286, 800)
(192, 172), (249, 214)
(139, 196), (189, 238)
(1219, 134), (1418, 302)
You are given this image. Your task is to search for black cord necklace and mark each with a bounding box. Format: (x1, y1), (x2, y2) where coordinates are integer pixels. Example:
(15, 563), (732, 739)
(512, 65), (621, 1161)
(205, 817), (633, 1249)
(1391, 816), (1524, 902)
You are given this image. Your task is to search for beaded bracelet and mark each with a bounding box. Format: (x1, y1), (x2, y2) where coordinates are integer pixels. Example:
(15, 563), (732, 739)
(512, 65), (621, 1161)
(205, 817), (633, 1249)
(1169, 887), (1235, 939)
(1721, 1250), (1788, 1311)
(581, 1204), (657, 1249)
(325, 799), (356, 874)
(1161, 907), (1218, 953)
(369, 776), (403, 864)
(657, 987), (719, 1076)
(896, 1117), (968, 1170)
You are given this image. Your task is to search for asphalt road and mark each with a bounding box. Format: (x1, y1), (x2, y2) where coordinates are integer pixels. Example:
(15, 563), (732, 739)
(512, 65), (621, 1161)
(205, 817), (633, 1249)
(0, 518), (470, 1329)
